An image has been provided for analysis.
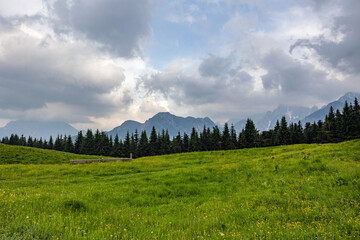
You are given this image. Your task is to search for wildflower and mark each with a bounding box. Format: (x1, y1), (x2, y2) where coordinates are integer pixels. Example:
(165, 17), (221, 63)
(220, 232), (224, 236)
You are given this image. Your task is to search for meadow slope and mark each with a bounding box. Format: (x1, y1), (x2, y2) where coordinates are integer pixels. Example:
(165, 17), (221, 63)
(0, 140), (359, 239)
(0, 143), (108, 164)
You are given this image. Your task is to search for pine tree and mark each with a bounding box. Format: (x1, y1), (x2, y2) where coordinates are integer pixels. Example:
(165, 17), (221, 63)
(65, 135), (74, 153)
(74, 131), (83, 153)
(278, 116), (290, 145)
(172, 132), (182, 153)
(123, 132), (131, 157)
(138, 131), (149, 157)
(27, 136), (34, 147)
(149, 126), (158, 156)
(230, 124), (237, 149)
(244, 119), (258, 148)
(272, 120), (280, 146)
(304, 122), (313, 144)
(47, 136), (53, 149)
(212, 126), (222, 150)
(189, 128), (199, 152)
(111, 134), (122, 157)
(81, 129), (94, 155)
(94, 129), (102, 155)
(54, 135), (64, 151)
(183, 133), (189, 152)
(222, 122), (231, 150)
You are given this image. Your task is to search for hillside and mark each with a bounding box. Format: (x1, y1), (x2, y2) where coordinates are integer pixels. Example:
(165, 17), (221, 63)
(0, 143), (106, 164)
(0, 140), (359, 239)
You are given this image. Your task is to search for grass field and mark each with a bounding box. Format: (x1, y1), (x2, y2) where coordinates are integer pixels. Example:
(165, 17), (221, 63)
(0, 140), (359, 239)
(0, 144), (109, 164)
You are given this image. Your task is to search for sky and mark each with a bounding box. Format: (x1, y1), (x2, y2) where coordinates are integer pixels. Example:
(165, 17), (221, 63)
(0, 0), (359, 130)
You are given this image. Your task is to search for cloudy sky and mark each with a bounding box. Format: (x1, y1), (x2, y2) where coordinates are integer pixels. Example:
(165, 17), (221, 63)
(0, 0), (359, 130)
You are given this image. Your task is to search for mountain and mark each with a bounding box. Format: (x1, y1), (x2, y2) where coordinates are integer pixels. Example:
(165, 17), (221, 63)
(303, 92), (360, 123)
(233, 105), (318, 132)
(0, 120), (78, 140)
(107, 112), (216, 139)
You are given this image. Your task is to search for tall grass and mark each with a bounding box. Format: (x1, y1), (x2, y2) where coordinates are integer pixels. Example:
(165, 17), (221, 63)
(0, 140), (359, 239)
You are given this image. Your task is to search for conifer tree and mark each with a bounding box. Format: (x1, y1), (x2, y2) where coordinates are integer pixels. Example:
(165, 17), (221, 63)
(183, 133), (189, 152)
(74, 131), (83, 153)
(111, 134), (122, 157)
(65, 135), (74, 153)
(123, 132), (131, 157)
(149, 126), (158, 156)
(81, 129), (94, 155)
(190, 127), (199, 152)
(244, 119), (258, 148)
(172, 132), (182, 153)
(222, 123), (231, 150)
(212, 126), (222, 150)
(230, 124), (237, 149)
(278, 116), (290, 145)
(138, 131), (149, 157)
(48, 136), (53, 149)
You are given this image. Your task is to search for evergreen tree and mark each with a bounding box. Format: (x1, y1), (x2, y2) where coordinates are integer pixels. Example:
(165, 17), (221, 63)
(81, 129), (94, 155)
(94, 129), (102, 155)
(123, 132), (131, 157)
(134, 129), (139, 157)
(111, 134), (123, 157)
(238, 130), (246, 149)
(230, 124), (237, 149)
(54, 135), (64, 151)
(74, 131), (83, 154)
(149, 127), (158, 155)
(278, 116), (290, 145)
(183, 133), (189, 152)
(222, 122), (231, 150)
(27, 136), (34, 147)
(189, 127), (199, 152)
(212, 126), (222, 150)
(304, 122), (313, 144)
(65, 135), (74, 153)
(138, 131), (149, 157)
(272, 120), (280, 145)
(244, 119), (258, 148)
(48, 136), (54, 149)
(172, 132), (182, 153)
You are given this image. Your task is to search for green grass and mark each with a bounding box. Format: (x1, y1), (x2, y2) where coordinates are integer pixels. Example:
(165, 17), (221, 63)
(0, 144), (108, 164)
(0, 140), (360, 239)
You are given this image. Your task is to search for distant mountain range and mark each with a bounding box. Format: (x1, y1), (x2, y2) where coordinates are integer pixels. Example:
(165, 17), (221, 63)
(232, 104), (318, 133)
(1, 92), (359, 140)
(107, 112), (216, 139)
(303, 92), (360, 123)
(0, 120), (78, 140)
(233, 92), (360, 132)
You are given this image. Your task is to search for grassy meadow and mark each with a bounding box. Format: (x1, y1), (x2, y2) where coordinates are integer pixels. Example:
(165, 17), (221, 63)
(0, 140), (360, 239)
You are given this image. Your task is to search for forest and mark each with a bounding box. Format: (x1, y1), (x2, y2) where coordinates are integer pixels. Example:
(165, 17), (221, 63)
(2, 98), (360, 158)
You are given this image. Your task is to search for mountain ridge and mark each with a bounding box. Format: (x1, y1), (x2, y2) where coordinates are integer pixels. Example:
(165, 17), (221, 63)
(0, 120), (78, 140)
(107, 112), (216, 139)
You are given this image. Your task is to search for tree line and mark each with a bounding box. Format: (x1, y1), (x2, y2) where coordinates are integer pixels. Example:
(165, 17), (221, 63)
(1, 99), (360, 158)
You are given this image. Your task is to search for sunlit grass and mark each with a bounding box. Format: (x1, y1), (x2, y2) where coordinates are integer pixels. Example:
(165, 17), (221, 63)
(0, 140), (359, 239)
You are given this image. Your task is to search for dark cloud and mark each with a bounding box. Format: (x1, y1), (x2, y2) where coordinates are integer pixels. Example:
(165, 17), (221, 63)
(261, 49), (349, 101)
(141, 55), (253, 107)
(290, 0), (360, 74)
(47, 0), (153, 58)
(0, 30), (129, 121)
(199, 54), (235, 78)
(262, 49), (327, 93)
